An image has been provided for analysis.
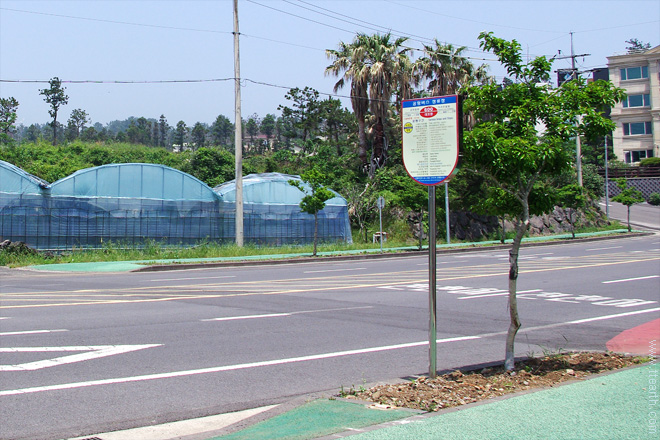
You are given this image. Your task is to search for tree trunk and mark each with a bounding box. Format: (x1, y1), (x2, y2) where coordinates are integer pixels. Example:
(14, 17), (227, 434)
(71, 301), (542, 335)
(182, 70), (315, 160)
(627, 206), (631, 232)
(313, 212), (318, 256)
(357, 117), (368, 166)
(500, 216), (505, 243)
(505, 218), (528, 371)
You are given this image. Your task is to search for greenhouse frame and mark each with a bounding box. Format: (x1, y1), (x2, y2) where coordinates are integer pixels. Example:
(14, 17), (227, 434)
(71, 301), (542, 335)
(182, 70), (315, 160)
(0, 161), (352, 250)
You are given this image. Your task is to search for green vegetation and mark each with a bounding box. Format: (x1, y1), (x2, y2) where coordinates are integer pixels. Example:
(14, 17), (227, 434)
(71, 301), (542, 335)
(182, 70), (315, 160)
(611, 178), (645, 232)
(640, 157), (660, 167)
(649, 192), (660, 206)
(0, 32), (624, 273)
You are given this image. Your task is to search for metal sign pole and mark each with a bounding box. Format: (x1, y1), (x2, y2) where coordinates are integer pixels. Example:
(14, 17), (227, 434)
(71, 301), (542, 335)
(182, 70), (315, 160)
(377, 196), (385, 253)
(428, 185), (437, 378)
(445, 182), (450, 244)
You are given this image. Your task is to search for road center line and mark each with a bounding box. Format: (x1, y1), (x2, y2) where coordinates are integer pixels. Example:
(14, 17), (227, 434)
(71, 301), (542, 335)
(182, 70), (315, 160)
(458, 289), (542, 300)
(0, 329), (68, 336)
(149, 276), (236, 282)
(303, 268), (366, 274)
(3, 307), (659, 397)
(586, 246), (622, 251)
(602, 275), (659, 284)
(202, 306), (374, 322)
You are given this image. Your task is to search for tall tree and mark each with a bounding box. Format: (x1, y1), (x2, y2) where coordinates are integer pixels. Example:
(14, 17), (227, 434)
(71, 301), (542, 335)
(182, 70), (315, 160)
(39, 77), (69, 145)
(211, 114), (233, 147)
(158, 114), (169, 148)
(260, 113), (276, 148)
(463, 32), (625, 371)
(174, 121), (188, 150)
(326, 39), (370, 165)
(414, 40), (490, 96)
(191, 122), (207, 150)
(66, 108), (90, 139)
(0, 97), (19, 145)
(327, 33), (412, 176)
(278, 87), (321, 142)
(244, 113), (260, 146)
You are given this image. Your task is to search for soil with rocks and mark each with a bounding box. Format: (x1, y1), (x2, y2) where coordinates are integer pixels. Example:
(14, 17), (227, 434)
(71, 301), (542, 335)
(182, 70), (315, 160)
(342, 352), (649, 412)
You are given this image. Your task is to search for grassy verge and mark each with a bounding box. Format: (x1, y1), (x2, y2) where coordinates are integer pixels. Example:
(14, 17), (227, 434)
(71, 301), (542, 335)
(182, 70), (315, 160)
(0, 220), (631, 268)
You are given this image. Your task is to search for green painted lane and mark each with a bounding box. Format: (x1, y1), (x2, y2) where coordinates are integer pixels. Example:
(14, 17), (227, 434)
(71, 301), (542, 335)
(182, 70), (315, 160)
(346, 365), (657, 440)
(210, 399), (413, 440)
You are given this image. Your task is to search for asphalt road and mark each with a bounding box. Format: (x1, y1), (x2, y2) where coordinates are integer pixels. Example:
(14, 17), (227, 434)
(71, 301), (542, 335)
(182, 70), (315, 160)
(1, 235), (659, 440)
(601, 199), (660, 230)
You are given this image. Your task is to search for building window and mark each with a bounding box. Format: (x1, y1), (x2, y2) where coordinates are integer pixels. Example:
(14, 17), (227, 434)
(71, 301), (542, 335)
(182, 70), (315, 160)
(623, 121), (653, 135)
(620, 66), (649, 80)
(624, 149), (654, 163)
(623, 94), (651, 108)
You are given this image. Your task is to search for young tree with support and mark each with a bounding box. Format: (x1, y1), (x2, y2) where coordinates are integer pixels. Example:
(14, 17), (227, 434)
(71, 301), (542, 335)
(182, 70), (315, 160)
(289, 167), (334, 257)
(463, 32), (625, 371)
(611, 178), (645, 232)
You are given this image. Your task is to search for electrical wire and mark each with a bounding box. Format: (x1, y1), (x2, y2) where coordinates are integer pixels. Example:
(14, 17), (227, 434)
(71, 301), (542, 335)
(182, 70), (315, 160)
(0, 7), (232, 34)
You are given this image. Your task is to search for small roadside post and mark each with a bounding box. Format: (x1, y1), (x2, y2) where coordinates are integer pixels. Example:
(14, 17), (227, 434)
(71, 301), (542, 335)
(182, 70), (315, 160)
(377, 196), (385, 253)
(402, 95), (462, 378)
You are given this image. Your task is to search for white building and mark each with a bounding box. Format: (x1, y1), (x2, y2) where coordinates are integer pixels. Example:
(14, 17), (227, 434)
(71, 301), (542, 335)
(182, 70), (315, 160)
(607, 45), (660, 164)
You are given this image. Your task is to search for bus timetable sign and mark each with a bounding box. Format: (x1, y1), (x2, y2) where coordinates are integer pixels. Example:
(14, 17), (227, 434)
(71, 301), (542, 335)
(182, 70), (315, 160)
(401, 95), (461, 186)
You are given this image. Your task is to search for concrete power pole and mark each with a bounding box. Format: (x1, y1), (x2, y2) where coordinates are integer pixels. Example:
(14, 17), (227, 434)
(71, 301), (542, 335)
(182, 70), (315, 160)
(556, 33), (590, 187)
(233, 0), (243, 247)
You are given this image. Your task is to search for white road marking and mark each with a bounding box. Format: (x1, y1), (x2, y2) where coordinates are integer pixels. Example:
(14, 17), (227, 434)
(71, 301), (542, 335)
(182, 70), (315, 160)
(0, 329), (68, 336)
(202, 306), (374, 322)
(150, 276), (236, 282)
(4, 306), (659, 396)
(602, 275), (660, 284)
(4, 304), (659, 396)
(0, 317), (9, 320)
(458, 289), (542, 300)
(586, 246), (623, 251)
(0, 335), (479, 396)
(0, 344), (161, 371)
(304, 268), (366, 274)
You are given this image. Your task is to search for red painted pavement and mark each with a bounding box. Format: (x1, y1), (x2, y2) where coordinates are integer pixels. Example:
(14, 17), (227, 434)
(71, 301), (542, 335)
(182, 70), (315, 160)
(606, 318), (660, 355)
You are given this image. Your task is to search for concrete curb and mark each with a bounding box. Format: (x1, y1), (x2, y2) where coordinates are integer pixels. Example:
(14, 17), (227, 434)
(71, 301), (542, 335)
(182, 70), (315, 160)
(131, 231), (652, 272)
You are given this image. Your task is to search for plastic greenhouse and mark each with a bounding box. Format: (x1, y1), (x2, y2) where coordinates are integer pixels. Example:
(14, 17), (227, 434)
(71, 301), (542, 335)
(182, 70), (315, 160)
(0, 163), (352, 250)
(0, 160), (50, 248)
(213, 173), (352, 245)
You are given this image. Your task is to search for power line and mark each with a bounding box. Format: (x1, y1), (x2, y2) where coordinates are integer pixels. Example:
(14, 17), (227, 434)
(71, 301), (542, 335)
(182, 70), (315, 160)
(384, 0), (564, 34)
(0, 7), (232, 34)
(285, 0), (436, 45)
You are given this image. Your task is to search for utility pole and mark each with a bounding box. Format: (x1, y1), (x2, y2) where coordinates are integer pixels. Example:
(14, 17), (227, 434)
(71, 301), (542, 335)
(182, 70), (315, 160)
(555, 32), (590, 187)
(233, 0), (243, 247)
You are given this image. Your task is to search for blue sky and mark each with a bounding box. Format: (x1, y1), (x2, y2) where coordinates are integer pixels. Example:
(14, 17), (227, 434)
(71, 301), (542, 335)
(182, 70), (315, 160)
(1, 0), (658, 127)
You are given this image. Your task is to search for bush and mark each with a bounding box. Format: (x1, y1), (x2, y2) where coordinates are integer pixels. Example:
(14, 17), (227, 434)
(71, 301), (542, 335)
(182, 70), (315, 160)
(649, 192), (660, 206)
(640, 157), (660, 167)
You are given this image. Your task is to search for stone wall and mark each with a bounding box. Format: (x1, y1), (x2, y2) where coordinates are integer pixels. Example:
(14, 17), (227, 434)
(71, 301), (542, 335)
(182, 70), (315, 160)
(449, 203), (609, 241)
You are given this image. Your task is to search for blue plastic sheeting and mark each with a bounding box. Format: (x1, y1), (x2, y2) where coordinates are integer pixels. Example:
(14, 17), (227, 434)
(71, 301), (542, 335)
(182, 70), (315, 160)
(51, 163), (218, 201)
(1, 164), (352, 249)
(0, 159), (48, 195)
(214, 173), (352, 245)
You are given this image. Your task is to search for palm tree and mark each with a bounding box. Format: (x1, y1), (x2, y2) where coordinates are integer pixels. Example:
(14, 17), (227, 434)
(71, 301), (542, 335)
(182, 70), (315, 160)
(414, 40), (491, 130)
(415, 40), (490, 96)
(326, 33), (412, 177)
(326, 40), (370, 165)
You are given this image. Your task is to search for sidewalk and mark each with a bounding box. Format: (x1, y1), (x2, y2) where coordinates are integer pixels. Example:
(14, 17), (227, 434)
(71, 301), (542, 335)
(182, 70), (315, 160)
(31, 229), (639, 273)
(203, 364), (657, 440)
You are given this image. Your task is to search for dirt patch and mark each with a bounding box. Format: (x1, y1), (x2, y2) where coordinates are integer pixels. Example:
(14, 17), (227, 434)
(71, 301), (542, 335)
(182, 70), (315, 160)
(341, 352), (650, 412)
